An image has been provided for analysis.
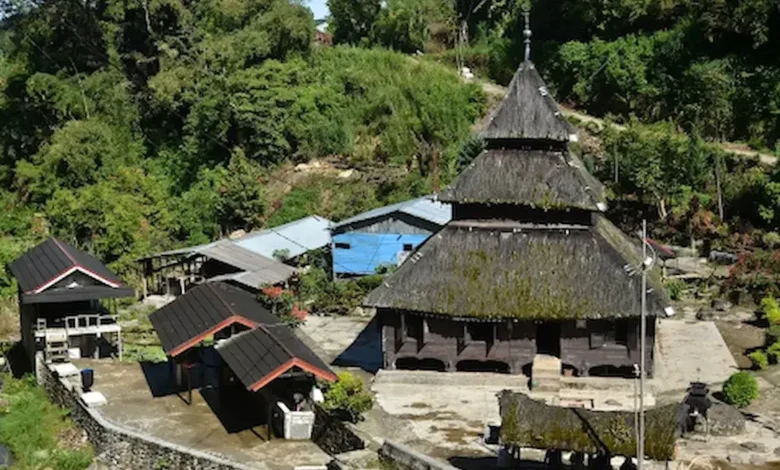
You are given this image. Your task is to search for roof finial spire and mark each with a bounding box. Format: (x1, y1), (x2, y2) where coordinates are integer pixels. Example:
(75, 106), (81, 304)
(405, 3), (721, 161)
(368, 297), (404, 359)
(523, 6), (532, 62)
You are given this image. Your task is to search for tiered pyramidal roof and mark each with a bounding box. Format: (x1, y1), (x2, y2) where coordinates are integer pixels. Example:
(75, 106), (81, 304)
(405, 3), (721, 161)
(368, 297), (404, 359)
(365, 50), (667, 320)
(439, 61), (606, 210)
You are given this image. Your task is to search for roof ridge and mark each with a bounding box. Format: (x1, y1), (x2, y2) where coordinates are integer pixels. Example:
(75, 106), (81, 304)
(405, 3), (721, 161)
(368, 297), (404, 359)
(214, 327), (254, 349)
(50, 237), (77, 266)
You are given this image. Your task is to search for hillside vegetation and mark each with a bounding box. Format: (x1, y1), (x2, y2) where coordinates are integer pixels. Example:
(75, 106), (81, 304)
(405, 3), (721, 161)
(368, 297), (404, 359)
(329, 0), (780, 301)
(0, 0), (486, 285)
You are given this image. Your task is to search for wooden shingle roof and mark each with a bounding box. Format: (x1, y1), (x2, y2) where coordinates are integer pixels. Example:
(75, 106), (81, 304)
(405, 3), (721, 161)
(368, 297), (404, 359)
(364, 216), (668, 320)
(217, 327), (336, 392)
(482, 61), (575, 142)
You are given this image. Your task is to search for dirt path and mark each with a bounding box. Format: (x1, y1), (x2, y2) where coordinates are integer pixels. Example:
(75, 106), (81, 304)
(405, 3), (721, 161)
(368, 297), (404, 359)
(478, 80), (778, 166)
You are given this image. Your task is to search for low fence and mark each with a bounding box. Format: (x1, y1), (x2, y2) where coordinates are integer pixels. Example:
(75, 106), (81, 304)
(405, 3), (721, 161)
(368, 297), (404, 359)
(39, 364), (261, 470)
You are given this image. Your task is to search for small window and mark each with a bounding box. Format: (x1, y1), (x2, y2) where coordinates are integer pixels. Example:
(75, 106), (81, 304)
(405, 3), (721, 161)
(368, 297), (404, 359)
(403, 243), (414, 251)
(335, 242), (351, 249)
(467, 323), (494, 342)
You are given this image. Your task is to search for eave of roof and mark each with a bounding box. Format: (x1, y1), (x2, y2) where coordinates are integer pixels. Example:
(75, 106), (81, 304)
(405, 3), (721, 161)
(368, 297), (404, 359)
(363, 217), (668, 320)
(21, 285), (135, 304)
(9, 237), (128, 295)
(332, 196), (452, 231)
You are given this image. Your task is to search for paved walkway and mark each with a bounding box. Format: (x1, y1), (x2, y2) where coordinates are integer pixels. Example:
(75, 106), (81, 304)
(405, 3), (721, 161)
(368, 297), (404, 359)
(74, 359), (330, 470)
(654, 318), (738, 392)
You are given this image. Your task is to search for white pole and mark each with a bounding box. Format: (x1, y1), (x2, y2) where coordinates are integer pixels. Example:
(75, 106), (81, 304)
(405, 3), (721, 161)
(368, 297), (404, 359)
(639, 220), (647, 470)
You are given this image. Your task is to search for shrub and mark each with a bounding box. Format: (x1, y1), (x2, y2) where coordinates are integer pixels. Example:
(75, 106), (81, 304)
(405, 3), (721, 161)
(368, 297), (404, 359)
(761, 295), (780, 325)
(0, 374), (93, 469)
(722, 371), (759, 408)
(322, 371), (374, 422)
(664, 279), (686, 301)
(764, 232), (780, 249)
(768, 341), (780, 363)
(769, 324), (780, 341)
(749, 350), (769, 370)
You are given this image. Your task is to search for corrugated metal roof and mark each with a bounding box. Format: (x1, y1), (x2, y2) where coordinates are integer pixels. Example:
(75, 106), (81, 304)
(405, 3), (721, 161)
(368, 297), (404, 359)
(235, 215), (332, 260)
(332, 196), (452, 230)
(206, 270), (293, 290)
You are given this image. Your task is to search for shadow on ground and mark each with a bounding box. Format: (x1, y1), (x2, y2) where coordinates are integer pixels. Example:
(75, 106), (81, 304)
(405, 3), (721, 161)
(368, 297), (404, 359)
(449, 457), (548, 470)
(333, 316), (382, 373)
(139, 347), (222, 398)
(199, 385), (270, 436)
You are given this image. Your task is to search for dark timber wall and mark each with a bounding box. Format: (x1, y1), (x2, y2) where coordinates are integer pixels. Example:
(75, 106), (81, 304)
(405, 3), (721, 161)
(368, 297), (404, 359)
(379, 310), (655, 377)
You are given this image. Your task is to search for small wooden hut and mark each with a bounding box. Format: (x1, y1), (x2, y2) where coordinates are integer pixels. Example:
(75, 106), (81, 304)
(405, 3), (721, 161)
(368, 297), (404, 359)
(363, 57), (669, 377)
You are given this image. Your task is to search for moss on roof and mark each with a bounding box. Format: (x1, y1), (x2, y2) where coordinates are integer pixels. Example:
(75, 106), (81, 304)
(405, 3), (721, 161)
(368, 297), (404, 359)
(499, 391), (682, 460)
(364, 216), (668, 319)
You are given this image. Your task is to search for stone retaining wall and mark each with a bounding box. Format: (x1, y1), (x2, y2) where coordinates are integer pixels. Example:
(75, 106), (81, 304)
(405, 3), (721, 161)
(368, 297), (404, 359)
(379, 440), (461, 470)
(311, 406), (365, 456)
(39, 364), (260, 470)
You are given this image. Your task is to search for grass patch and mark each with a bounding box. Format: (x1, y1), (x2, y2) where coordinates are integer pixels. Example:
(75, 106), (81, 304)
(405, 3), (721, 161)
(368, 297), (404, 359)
(117, 304), (167, 363)
(0, 374), (93, 469)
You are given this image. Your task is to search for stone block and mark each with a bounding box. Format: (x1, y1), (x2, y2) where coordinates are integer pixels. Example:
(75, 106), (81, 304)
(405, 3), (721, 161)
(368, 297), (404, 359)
(81, 391), (108, 408)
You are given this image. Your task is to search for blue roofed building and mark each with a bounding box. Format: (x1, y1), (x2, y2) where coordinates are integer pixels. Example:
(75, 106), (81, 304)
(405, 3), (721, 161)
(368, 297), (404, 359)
(331, 196), (452, 277)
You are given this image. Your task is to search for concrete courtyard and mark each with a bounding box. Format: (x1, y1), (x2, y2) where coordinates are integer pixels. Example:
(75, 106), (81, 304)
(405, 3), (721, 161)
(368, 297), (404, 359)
(299, 314), (741, 466)
(73, 359), (330, 470)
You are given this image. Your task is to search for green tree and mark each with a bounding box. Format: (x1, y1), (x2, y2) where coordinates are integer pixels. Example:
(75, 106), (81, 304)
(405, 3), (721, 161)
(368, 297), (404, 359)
(216, 150), (266, 233)
(327, 0), (381, 45)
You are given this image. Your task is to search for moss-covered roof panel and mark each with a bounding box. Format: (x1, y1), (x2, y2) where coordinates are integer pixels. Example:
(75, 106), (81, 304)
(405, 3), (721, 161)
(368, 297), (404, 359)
(438, 148), (605, 210)
(498, 391), (682, 460)
(482, 61), (575, 142)
(364, 216), (668, 319)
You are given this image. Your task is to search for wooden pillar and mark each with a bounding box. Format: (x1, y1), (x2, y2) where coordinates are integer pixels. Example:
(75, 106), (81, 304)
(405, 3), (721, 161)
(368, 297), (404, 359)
(118, 330), (123, 361)
(457, 322), (466, 354)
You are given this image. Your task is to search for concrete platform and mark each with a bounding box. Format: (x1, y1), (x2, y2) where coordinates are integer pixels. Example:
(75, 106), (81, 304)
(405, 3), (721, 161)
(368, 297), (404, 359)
(655, 318), (738, 391)
(72, 359), (330, 470)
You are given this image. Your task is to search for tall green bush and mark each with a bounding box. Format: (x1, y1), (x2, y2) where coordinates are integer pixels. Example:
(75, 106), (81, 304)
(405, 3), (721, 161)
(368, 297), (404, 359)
(322, 371), (374, 422)
(722, 371), (759, 408)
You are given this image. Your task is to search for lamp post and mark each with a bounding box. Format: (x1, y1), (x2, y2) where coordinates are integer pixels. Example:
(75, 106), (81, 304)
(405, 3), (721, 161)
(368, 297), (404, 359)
(638, 220), (657, 470)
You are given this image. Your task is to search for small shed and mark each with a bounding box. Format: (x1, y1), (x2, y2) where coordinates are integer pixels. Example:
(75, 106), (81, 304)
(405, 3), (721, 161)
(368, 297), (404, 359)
(8, 237), (134, 368)
(498, 391), (683, 461)
(331, 196), (452, 276)
(148, 281), (336, 438)
(139, 240), (297, 297)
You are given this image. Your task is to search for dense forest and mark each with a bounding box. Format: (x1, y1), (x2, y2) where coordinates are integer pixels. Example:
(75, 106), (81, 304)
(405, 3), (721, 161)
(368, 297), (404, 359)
(1, 0), (780, 300)
(0, 0), (485, 290)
